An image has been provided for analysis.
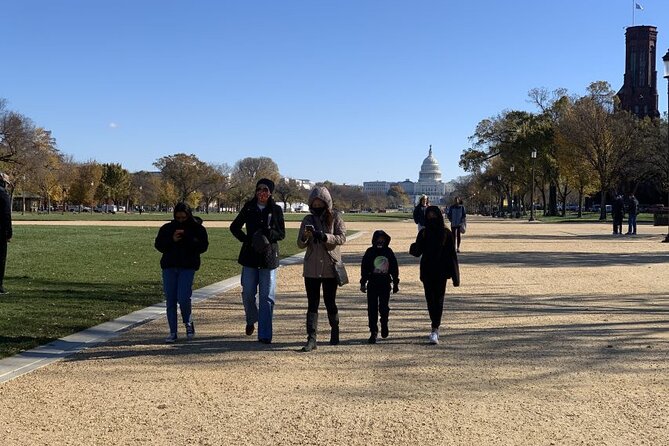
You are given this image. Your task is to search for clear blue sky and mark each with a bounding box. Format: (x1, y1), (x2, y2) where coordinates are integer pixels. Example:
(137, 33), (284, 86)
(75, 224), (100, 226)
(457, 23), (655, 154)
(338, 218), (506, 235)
(2, 0), (668, 185)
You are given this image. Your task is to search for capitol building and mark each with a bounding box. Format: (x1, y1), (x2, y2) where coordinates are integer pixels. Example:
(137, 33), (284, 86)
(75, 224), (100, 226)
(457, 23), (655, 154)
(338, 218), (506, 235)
(363, 146), (454, 205)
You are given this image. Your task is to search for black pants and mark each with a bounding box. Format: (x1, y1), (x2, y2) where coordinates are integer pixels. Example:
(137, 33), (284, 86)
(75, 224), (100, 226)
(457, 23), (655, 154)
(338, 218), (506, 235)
(367, 282), (390, 332)
(0, 238), (7, 288)
(305, 277), (339, 314)
(452, 226), (462, 248)
(423, 278), (446, 330)
(612, 217), (623, 234)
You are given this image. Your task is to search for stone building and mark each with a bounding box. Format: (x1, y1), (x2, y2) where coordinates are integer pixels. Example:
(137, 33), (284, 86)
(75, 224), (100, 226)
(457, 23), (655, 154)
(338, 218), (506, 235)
(617, 25), (660, 118)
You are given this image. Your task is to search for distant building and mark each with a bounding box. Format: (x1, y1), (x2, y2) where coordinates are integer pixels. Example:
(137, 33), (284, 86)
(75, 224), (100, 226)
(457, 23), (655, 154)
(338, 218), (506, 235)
(617, 25), (660, 118)
(363, 181), (393, 195)
(399, 146), (448, 205)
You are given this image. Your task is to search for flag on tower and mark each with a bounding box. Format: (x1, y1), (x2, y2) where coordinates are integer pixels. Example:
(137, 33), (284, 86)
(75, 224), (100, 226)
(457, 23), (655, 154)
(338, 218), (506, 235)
(635, 3), (643, 10)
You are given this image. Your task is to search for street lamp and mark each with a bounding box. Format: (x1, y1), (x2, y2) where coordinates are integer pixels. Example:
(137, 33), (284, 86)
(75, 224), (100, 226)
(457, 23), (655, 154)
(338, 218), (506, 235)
(529, 149), (537, 222)
(509, 165), (515, 217)
(663, 49), (669, 243)
(498, 174), (504, 216)
(138, 185), (143, 215)
(21, 174), (26, 215)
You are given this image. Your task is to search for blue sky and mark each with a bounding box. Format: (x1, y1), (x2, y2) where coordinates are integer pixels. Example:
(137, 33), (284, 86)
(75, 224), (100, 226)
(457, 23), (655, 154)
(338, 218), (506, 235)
(2, 0), (668, 185)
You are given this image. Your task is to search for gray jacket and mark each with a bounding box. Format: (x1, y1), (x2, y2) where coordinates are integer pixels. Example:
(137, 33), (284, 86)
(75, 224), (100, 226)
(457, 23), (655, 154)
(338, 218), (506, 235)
(297, 187), (346, 279)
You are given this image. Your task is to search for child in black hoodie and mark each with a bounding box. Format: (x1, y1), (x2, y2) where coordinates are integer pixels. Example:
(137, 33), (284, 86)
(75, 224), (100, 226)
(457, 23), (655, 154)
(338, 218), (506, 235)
(360, 230), (400, 344)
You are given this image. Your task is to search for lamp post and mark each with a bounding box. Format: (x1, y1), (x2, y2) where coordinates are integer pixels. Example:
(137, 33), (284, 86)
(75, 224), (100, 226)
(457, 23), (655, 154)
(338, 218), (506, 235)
(509, 165), (515, 217)
(529, 149), (537, 221)
(21, 175), (26, 215)
(62, 187), (67, 215)
(138, 185), (143, 215)
(498, 174), (504, 217)
(663, 50), (669, 243)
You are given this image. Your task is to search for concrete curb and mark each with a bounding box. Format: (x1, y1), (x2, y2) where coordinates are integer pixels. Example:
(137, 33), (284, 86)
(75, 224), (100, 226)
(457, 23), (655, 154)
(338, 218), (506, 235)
(0, 231), (365, 384)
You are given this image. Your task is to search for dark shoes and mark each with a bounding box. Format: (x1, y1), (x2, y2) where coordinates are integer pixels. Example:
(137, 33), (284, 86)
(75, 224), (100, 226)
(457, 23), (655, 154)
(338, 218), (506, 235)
(301, 336), (317, 352)
(245, 324), (255, 336)
(381, 323), (389, 339)
(186, 322), (195, 340)
(0, 286), (7, 295)
(259, 338), (272, 344)
(368, 333), (377, 344)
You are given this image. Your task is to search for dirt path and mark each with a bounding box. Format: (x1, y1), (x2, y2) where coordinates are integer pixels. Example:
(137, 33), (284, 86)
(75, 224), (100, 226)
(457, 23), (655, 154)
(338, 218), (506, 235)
(1, 218), (668, 445)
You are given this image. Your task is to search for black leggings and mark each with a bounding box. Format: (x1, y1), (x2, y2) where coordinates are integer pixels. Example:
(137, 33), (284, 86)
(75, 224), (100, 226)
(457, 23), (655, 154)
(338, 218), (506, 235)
(367, 282), (391, 332)
(423, 279), (447, 330)
(305, 277), (339, 314)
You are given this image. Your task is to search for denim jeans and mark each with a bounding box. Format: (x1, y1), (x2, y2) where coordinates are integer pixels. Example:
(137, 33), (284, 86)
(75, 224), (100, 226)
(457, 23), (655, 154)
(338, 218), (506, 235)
(628, 214), (637, 234)
(162, 267), (195, 335)
(241, 266), (276, 341)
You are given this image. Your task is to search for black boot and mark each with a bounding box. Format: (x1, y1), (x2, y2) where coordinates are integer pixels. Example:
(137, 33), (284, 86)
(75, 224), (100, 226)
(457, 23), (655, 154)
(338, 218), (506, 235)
(301, 312), (318, 352)
(380, 315), (389, 339)
(368, 332), (377, 344)
(328, 311), (340, 345)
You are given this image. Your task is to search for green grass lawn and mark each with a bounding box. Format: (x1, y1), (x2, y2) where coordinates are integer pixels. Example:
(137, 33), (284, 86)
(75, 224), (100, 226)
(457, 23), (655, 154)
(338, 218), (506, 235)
(13, 211), (413, 222)
(533, 212), (655, 223)
(0, 226), (301, 358)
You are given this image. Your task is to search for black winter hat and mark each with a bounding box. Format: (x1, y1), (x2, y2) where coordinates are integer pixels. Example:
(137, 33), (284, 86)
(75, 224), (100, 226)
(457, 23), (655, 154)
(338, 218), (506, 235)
(256, 178), (275, 193)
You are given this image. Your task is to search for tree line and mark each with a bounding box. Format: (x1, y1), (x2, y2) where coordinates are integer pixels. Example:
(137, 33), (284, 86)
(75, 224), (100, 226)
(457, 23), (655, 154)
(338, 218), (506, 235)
(456, 81), (668, 219)
(0, 98), (412, 213)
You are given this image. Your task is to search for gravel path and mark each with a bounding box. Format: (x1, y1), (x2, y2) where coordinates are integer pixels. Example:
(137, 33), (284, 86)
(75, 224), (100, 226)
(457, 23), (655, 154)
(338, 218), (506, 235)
(1, 218), (668, 445)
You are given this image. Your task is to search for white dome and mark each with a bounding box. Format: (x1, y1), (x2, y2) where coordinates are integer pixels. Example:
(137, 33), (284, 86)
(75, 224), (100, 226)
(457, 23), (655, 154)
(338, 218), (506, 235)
(418, 146), (442, 182)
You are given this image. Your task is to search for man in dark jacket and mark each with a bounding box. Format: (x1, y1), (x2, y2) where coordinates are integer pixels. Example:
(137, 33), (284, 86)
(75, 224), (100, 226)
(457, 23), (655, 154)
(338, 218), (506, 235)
(612, 194), (625, 235)
(0, 173), (12, 295)
(626, 193), (639, 235)
(360, 230), (399, 344)
(155, 203), (209, 342)
(412, 195), (428, 232)
(230, 178), (286, 343)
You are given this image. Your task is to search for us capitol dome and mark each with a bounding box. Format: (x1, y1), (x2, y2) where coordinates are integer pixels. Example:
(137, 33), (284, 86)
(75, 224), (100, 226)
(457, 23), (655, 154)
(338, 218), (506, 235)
(362, 145), (454, 205)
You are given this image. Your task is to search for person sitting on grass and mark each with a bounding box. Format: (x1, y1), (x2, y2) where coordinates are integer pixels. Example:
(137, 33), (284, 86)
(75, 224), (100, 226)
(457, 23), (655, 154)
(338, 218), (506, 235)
(154, 203), (209, 343)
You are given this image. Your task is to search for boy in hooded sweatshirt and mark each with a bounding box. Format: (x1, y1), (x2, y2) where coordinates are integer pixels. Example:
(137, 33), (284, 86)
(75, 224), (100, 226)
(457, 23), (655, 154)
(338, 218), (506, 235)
(155, 203), (209, 343)
(360, 230), (400, 344)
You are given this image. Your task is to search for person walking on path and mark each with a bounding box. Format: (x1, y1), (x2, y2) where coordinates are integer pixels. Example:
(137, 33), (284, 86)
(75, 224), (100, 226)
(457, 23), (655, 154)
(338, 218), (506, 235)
(0, 172), (12, 295)
(413, 195), (429, 232)
(612, 194), (625, 235)
(626, 192), (639, 235)
(297, 186), (346, 352)
(360, 230), (400, 344)
(154, 203), (209, 343)
(410, 205), (460, 345)
(230, 178), (286, 344)
(446, 197), (466, 252)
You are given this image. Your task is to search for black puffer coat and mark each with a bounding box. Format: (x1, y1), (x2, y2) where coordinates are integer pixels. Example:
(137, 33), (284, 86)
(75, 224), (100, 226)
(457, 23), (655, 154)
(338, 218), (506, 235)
(230, 196), (285, 269)
(155, 204), (209, 270)
(409, 206), (460, 286)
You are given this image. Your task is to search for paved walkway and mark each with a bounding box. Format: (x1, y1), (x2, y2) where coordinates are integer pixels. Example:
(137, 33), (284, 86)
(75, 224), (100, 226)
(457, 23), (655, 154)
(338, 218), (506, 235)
(1, 218), (668, 445)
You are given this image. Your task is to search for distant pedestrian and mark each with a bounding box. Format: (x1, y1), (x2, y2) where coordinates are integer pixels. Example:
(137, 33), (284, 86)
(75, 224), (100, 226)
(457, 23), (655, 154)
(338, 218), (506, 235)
(0, 172), (12, 295)
(612, 194), (624, 235)
(230, 178), (286, 344)
(154, 203), (209, 343)
(409, 206), (460, 345)
(446, 197), (466, 252)
(360, 230), (400, 344)
(626, 193), (639, 235)
(297, 186), (346, 352)
(413, 195), (429, 232)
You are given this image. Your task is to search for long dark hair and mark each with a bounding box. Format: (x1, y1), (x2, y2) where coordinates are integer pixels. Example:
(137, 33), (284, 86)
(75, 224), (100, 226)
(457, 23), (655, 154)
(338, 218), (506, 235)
(424, 205), (446, 247)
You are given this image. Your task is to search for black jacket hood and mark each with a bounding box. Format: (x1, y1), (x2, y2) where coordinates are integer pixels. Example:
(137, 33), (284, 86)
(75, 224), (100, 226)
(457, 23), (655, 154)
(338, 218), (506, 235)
(371, 229), (391, 246)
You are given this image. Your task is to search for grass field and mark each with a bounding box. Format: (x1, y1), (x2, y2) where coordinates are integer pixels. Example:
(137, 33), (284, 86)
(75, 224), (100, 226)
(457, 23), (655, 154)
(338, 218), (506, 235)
(13, 211), (413, 222)
(0, 226), (301, 358)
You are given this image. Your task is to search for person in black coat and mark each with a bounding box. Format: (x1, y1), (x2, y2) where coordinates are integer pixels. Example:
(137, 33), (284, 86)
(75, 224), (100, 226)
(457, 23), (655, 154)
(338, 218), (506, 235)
(230, 178), (286, 344)
(0, 173), (12, 295)
(612, 194), (625, 235)
(412, 195), (429, 232)
(155, 203), (209, 343)
(409, 205), (460, 345)
(360, 230), (399, 344)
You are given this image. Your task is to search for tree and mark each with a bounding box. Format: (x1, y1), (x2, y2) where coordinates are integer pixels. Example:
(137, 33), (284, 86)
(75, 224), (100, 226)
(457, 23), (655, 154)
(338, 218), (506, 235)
(154, 153), (210, 203)
(557, 82), (642, 220)
(274, 177), (304, 211)
(0, 99), (36, 163)
(198, 163), (230, 213)
(98, 163), (131, 206)
(68, 161), (103, 208)
(228, 157), (280, 209)
(386, 185), (411, 209)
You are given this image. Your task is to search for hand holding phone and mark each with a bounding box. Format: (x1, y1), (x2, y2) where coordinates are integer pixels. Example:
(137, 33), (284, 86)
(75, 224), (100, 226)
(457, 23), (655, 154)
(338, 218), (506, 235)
(304, 224), (314, 233)
(173, 229), (185, 242)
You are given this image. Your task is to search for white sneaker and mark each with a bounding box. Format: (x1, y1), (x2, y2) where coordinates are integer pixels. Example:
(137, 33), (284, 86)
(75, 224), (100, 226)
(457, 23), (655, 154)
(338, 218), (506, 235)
(429, 330), (439, 345)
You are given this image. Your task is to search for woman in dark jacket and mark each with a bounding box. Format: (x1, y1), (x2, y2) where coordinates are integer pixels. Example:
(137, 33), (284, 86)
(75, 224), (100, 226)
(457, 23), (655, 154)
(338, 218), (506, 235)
(155, 203), (209, 343)
(230, 178), (286, 344)
(409, 205), (460, 345)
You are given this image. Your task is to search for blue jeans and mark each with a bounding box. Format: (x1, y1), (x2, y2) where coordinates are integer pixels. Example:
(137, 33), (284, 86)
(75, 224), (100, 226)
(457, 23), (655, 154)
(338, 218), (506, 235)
(628, 214), (637, 234)
(162, 268), (195, 335)
(241, 266), (276, 341)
